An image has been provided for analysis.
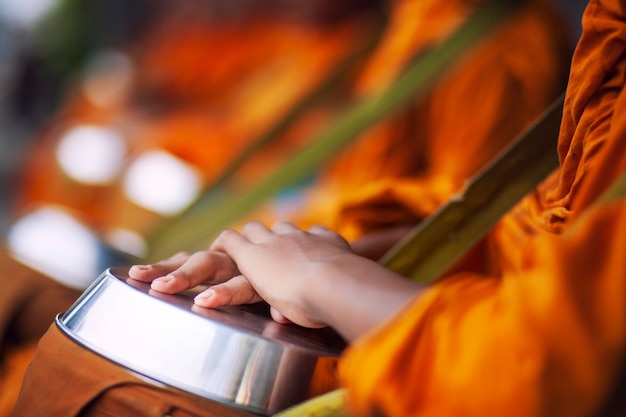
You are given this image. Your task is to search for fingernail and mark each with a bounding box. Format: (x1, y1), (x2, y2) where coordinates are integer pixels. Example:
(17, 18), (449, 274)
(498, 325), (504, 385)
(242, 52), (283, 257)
(195, 289), (215, 303)
(132, 264), (152, 271)
(154, 274), (174, 284)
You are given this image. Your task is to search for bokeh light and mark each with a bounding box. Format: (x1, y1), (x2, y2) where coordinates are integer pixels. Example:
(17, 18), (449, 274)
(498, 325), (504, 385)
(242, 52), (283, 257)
(56, 124), (127, 184)
(123, 150), (202, 216)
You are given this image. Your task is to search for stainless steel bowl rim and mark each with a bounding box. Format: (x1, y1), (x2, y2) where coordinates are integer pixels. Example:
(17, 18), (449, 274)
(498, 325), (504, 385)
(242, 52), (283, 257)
(56, 267), (345, 415)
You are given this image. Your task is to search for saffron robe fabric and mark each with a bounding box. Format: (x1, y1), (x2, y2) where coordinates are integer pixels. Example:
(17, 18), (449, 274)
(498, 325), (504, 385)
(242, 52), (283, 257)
(287, 0), (571, 241)
(339, 1), (626, 416)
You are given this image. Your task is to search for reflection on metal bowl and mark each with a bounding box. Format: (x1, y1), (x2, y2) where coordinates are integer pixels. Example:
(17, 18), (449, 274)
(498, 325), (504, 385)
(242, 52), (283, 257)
(56, 267), (347, 415)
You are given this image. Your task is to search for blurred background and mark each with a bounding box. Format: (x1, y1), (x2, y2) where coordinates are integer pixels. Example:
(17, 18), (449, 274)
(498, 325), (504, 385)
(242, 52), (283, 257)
(1, 0), (147, 224)
(0, 0), (589, 243)
(0, 0), (152, 231)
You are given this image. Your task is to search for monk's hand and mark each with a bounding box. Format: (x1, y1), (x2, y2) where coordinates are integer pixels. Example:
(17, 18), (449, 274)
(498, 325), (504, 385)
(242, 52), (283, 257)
(204, 220), (354, 329)
(128, 249), (243, 295)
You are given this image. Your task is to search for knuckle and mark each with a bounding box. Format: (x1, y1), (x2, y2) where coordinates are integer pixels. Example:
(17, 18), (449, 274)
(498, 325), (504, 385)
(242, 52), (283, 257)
(272, 220), (296, 231)
(167, 269), (187, 281)
(242, 221), (263, 232)
(217, 228), (238, 240)
(189, 250), (210, 262)
(211, 229), (239, 249)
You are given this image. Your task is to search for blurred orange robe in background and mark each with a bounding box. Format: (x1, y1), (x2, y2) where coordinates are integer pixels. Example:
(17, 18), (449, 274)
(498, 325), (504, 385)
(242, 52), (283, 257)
(281, 0), (570, 242)
(13, 5), (376, 236)
(340, 1), (626, 416)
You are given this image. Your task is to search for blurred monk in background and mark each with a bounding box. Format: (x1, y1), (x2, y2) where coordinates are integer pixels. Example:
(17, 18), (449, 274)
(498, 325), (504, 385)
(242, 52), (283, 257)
(0, 0), (572, 414)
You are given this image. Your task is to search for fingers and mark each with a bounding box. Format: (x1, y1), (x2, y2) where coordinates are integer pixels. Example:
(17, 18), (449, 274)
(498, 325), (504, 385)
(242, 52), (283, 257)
(272, 221), (299, 234)
(307, 224), (332, 235)
(241, 221), (274, 241)
(274, 221), (333, 236)
(129, 251), (191, 282)
(130, 250), (239, 294)
(212, 221), (330, 251)
(269, 306), (293, 324)
(152, 250), (240, 293)
(209, 228), (251, 254)
(194, 275), (261, 308)
(308, 224), (352, 250)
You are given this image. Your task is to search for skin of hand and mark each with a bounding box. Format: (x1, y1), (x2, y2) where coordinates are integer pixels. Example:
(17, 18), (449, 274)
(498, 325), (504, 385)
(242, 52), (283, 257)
(348, 223), (415, 260)
(129, 221), (422, 341)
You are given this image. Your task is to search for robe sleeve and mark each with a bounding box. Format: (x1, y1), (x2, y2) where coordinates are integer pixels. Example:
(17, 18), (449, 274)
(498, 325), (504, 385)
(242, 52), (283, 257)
(340, 200), (626, 417)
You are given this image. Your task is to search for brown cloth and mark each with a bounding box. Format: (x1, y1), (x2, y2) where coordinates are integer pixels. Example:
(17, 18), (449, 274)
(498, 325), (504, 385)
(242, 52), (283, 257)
(0, 251), (80, 347)
(11, 324), (257, 417)
(0, 251), (81, 417)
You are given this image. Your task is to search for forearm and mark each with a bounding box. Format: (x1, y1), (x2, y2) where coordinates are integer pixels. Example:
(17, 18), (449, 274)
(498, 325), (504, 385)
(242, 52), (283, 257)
(304, 253), (423, 341)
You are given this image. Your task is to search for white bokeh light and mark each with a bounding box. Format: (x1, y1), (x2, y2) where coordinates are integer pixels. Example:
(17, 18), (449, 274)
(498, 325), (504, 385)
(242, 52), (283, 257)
(123, 150), (202, 216)
(56, 125), (127, 185)
(0, 0), (56, 27)
(104, 227), (148, 259)
(7, 206), (101, 289)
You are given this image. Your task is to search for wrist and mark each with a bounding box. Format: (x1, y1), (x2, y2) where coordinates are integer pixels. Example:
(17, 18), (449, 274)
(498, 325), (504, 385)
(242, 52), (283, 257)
(305, 253), (421, 341)
(300, 252), (364, 329)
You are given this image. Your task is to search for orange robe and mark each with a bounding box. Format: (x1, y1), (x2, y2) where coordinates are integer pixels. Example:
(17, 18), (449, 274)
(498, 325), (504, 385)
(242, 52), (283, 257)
(284, 0), (571, 242)
(340, 1), (626, 416)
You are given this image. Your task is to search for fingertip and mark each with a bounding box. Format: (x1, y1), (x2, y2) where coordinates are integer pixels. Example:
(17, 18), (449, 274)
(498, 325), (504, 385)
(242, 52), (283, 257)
(150, 274), (179, 293)
(194, 288), (217, 308)
(128, 264), (151, 278)
(130, 264), (151, 271)
(270, 307), (292, 324)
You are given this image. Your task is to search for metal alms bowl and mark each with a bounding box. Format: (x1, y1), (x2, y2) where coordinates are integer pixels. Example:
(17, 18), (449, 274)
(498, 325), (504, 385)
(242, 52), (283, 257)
(56, 267), (347, 415)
